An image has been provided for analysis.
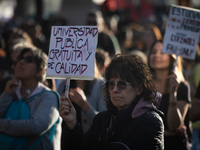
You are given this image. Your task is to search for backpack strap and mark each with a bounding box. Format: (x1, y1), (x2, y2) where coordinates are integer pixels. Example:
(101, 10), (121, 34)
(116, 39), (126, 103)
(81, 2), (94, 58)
(28, 90), (60, 150)
(25, 90), (49, 103)
(48, 91), (60, 142)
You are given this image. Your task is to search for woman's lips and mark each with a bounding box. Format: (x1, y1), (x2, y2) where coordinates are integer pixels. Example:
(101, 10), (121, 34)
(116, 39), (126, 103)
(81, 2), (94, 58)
(113, 96), (123, 100)
(153, 59), (160, 64)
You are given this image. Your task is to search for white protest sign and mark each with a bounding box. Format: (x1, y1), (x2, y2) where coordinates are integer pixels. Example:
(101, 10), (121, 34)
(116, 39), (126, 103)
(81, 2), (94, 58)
(46, 26), (98, 80)
(162, 5), (200, 60)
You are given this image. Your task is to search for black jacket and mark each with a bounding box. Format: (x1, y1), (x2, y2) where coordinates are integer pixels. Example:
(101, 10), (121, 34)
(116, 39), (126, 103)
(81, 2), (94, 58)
(64, 106), (164, 150)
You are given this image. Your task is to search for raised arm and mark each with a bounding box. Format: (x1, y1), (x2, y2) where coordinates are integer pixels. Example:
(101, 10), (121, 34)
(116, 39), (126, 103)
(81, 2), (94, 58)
(59, 96), (77, 129)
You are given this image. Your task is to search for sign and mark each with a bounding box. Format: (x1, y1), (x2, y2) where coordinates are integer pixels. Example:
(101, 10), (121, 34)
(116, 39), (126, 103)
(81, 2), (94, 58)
(162, 5), (200, 60)
(46, 26), (98, 80)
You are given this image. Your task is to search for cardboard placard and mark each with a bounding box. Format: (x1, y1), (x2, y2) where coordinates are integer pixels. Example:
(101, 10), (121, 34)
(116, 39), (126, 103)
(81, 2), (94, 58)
(162, 5), (200, 60)
(46, 26), (98, 80)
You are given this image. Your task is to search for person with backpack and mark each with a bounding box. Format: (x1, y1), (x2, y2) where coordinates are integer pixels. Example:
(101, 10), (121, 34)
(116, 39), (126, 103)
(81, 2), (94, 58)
(0, 47), (61, 150)
(59, 54), (164, 150)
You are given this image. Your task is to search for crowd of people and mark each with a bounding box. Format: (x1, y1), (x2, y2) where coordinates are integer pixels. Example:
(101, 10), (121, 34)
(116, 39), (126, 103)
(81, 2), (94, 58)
(0, 1), (200, 150)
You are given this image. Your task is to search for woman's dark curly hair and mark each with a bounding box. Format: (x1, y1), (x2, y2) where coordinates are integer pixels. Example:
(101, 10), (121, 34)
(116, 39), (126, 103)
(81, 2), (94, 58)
(102, 54), (157, 114)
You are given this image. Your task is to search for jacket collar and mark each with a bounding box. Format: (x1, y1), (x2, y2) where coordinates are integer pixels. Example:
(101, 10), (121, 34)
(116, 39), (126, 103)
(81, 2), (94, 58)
(131, 92), (162, 119)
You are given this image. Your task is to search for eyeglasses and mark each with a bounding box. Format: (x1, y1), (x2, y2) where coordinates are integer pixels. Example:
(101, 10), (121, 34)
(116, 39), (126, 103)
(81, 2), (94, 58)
(106, 80), (131, 90)
(17, 55), (34, 63)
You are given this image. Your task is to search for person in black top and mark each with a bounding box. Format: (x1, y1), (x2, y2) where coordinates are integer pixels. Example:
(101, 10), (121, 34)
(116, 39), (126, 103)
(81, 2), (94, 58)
(148, 40), (191, 150)
(59, 54), (164, 150)
(189, 81), (200, 122)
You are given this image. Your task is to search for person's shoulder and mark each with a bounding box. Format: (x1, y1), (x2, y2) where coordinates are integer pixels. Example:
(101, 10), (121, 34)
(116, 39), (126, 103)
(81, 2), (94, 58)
(92, 78), (104, 88)
(43, 90), (60, 98)
(38, 90), (60, 109)
(176, 80), (191, 102)
(141, 110), (164, 130)
(94, 111), (106, 119)
(38, 82), (59, 95)
(130, 109), (164, 135)
(178, 80), (190, 91)
(94, 77), (104, 82)
(93, 111), (107, 122)
(38, 83), (60, 100)
(180, 80), (189, 86)
(140, 109), (164, 124)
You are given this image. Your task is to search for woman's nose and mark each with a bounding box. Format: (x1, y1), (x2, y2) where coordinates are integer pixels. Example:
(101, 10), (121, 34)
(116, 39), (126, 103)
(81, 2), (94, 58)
(154, 52), (161, 57)
(112, 84), (119, 92)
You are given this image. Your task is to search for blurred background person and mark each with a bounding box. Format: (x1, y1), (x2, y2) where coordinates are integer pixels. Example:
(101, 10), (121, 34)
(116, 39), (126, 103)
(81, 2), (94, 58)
(95, 48), (111, 76)
(142, 23), (162, 56)
(122, 23), (144, 54)
(129, 49), (148, 64)
(189, 81), (200, 122)
(1, 27), (33, 73)
(148, 40), (191, 150)
(183, 44), (200, 150)
(85, 10), (121, 59)
(19, 19), (49, 54)
(0, 48), (13, 95)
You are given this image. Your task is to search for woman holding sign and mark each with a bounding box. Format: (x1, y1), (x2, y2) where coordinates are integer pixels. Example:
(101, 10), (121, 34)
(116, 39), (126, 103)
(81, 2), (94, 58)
(148, 40), (191, 150)
(57, 60), (106, 150)
(59, 54), (164, 150)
